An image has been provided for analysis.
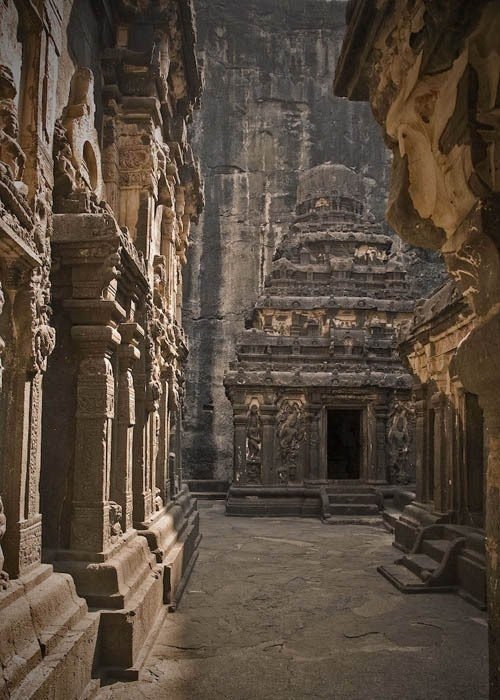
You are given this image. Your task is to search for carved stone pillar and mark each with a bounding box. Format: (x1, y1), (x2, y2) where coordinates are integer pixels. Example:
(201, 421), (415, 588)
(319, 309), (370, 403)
(70, 320), (121, 554)
(261, 407), (276, 485)
(374, 404), (388, 484)
(132, 345), (149, 525)
(234, 412), (247, 484)
(1, 263), (53, 577)
(414, 387), (427, 503)
(111, 322), (142, 532)
(156, 367), (171, 506)
(431, 393), (447, 514)
(309, 410), (321, 481)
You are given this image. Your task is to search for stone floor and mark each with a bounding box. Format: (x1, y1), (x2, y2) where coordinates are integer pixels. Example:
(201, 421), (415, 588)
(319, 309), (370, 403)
(96, 502), (488, 700)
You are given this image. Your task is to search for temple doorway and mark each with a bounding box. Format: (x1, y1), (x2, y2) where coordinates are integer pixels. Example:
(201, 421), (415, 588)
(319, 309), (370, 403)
(327, 409), (361, 480)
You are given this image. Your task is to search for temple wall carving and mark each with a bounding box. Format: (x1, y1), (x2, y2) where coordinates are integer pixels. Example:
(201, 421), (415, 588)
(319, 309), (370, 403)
(225, 163), (416, 517)
(0, 1), (203, 696)
(334, 1), (499, 694)
(183, 0), (449, 484)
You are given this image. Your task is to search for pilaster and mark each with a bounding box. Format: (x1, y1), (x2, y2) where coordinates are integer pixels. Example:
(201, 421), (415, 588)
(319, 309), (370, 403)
(70, 318), (122, 555)
(112, 322), (142, 532)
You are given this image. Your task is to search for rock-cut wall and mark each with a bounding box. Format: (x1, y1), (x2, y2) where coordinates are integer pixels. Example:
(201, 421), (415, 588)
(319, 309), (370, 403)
(182, 0), (431, 479)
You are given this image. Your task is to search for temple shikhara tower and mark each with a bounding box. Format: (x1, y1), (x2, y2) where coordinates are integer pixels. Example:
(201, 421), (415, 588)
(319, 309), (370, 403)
(224, 163), (415, 517)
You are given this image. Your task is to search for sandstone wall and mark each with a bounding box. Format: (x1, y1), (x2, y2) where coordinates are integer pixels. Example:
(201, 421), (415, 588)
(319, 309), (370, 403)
(183, 0), (444, 479)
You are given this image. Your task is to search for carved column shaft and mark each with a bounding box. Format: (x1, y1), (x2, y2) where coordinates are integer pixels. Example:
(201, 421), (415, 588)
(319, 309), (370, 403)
(431, 393), (447, 513)
(234, 413), (247, 484)
(308, 410), (321, 481)
(71, 324), (120, 554)
(111, 323), (140, 532)
(374, 405), (388, 484)
(261, 409), (275, 486)
(1, 367), (43, 576)
(156, 370), (170, 505)
(0, 269), (48, 577)
(414, 392), (427, 503)
(132, 362), (150, 525)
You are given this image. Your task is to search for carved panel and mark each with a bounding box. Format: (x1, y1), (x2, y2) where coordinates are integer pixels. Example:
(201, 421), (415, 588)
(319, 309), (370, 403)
(276, 398), (305, 483)
(245, 400), (262, 484)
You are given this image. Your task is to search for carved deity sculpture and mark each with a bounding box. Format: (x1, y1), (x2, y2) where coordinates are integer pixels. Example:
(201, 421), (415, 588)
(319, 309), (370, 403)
(246, 403), (263, 484)
(246, 405), (262, 462)
(30, 260), (56, 374)
(109, 501), (123, 539)
(276, 400), (304, 482)
(0, 495), (8, 589)
(53, 119), (79, 199)
(0, 65), (26, 189)
(388, 400), (413, 484)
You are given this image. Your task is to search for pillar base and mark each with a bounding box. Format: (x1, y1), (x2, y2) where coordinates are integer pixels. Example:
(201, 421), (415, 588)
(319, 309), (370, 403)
(52, 531), (164, 672)
(0, 564), (98, 700)
(136, 484), (202, 610)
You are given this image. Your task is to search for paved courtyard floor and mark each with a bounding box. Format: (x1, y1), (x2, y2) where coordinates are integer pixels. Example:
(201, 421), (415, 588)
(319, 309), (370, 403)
(97, 501), (488, 700)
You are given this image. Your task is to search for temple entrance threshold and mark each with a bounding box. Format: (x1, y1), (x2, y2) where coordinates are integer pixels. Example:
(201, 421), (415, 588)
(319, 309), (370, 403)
(327, 409), (361, 480)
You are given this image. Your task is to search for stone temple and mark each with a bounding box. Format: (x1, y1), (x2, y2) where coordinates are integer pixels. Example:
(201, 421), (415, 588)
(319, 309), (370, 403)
(0, 1), (499, 698)
(224, 163), (415, 518)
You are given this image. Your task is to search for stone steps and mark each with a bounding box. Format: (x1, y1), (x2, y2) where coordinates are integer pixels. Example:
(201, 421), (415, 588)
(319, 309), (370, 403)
(328, 493), (377, 504)
(378, 524), (486, 609)
(328, 503), (380, 516)
(421, 538), (449, 562)
(324, 483), (382, 520)
(400, 552), (439, 579)
(377, 563), (454, 594)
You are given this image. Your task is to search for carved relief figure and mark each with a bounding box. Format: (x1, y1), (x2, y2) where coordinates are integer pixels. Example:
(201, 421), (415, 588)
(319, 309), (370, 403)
(0, 65), (25, 188)
(109, 501), (123, 539)
(276, 399), (304, 482)
(62, 68), (102, 197)
(53, 118), (79, 199)
(246, 403), (262, 462)
(388, 400), (414, 484)
(30, 260), (56, 373)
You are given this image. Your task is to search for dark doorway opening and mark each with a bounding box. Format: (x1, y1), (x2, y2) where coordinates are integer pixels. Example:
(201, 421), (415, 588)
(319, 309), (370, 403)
(327, 409), (361, 479)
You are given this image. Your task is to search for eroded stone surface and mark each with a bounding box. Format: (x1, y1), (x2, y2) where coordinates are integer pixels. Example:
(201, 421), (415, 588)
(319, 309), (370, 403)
(97, 502), (488, 700)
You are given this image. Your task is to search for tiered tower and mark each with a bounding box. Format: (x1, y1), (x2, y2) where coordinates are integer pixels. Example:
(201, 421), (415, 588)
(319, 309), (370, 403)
(224, 163), (414, 518)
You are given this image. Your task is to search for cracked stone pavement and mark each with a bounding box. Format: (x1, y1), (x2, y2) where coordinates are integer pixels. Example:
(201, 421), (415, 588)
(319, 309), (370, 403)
(96, 502), (488, 700)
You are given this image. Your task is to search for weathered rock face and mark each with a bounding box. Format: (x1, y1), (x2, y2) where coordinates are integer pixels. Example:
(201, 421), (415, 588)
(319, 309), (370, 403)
(183, 0), (444, 480)
(184, 0), (393, 479)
